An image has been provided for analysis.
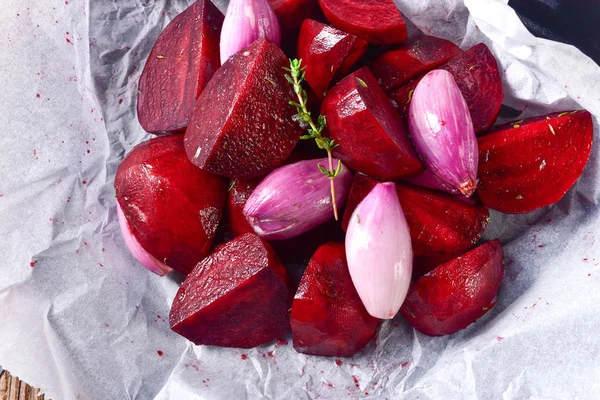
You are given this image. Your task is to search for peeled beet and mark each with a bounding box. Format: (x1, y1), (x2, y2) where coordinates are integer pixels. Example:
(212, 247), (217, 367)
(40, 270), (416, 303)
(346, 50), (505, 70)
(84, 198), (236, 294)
(477, 110), (594, 214)
(321, 67), (423, 180)
(389, 43), (504, 133)
(137, 1), (223, 134)
(225, 179), (261, 237)
(317, 0), (407, 45)
(297, 19), (368, 98)
(184, 39), (302, 179)
(170, 233), (291, 348)
(400, 240), (504, 336)
(370, 35), (462, 92)
(115, 135), (227, 275)
(269, 0), (317, 31)
(342, 174), (490, 277)
(291, 242), (380, 357)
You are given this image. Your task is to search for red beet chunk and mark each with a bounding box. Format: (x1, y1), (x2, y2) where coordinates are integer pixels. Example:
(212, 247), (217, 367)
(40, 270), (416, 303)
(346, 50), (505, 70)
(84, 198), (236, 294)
(477, 110), (594, 214)
(389, 43), (504, 133)
(115, 135), (227, 275)
(370, 35), (462, 92)
(321, 67), (423, 180)
(401, 240), (504, 336)
(317, 0), (407, 45)
(269, 0), (317, 32)
(226, 179), (261, 237)
(297, 19), (368, 99)
(342, 174), (490, 276)
(137, 1), (223, 134)
(170, 233), (291, 348)
(291, 243), (380, 357)
(184, 39), (302, 179)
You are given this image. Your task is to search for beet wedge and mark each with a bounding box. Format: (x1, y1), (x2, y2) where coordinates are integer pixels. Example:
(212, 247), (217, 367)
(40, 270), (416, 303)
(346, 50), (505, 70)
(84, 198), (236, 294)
(291, 243), (380, 357)
(317, 0), (407, 45)
(115, 135), (227, 275)
(137, 1), (223, 134)
(342, 174), (490, 277)
(401, 240), (504, 336)
(321, 67), (423, 180)
(389, 43), (503, 133)
(226, 179), (261, 237)
(184, 39), (302, 179)
(170, 233), (291, 348)
(269, 0), (318, 32)
(477, 110), (594, 214)
(370, 35), (462, 92)
(297, 19), (368, 99)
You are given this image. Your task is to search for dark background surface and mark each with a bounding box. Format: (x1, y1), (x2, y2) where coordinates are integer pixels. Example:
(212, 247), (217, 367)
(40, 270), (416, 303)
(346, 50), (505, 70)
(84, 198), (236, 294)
(510, 0), (600, 64)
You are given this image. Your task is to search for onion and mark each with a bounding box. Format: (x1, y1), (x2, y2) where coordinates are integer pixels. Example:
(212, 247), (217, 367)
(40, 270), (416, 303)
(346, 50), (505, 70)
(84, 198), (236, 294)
(345, 182), (413, 319)
(408, 70), (479, 197)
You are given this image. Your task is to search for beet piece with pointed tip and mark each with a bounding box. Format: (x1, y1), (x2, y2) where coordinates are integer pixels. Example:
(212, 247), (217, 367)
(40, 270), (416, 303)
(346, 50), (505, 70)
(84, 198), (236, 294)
(297, 19), (368, 99)
(389, 43), (504, 133)
(477, 110), (593, 214)
(401, 240), (504, 336)
(370, 35), (462, 92)
(291, 242), (380, 357)
(115, 135), (228, 275)
(269, 0), (318, 32)
(317, 0), (407, 45)
(137, 1), (223, 134)
(170, 233), (291, 348)
(321, 67), (423, 180)
(184, 39), (303, 179)
(226, 178), (261, 237)
(342, 174), (490, 277)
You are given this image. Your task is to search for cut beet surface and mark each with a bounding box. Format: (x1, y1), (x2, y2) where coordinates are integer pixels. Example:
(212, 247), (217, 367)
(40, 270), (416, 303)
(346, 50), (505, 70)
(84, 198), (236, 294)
(401, 240), (504, 336)
(137, 0), (223, 134)
(184, 39), (303, 179)
(115, 135), (227, 275)
(170, 233), (291, 348)
(477, 110), (594, 214)
(342, 174), (490, 277)
(291, 242), (380, 357)
(226, 178), (262, 237)
(269, 0), (318, 32)
(389, 43), (504, 133)
(370, 35), (462, 92)
(297, 19), (368, 99)
(321, 67), (423, 180)
(317, 0), (407, 45)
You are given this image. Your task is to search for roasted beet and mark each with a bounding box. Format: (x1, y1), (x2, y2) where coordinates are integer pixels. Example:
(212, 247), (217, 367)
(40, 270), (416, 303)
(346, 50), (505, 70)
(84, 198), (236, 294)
(115, 135), (227, 275)
(370, 35), (462, 92)
(137, 1), (223, 134)
(170, 233), (291, 348)
(342, 175), (490, 276)
(269, 0), (317, 32)
(400, 240), (504, 336)
(321, 67), (423, 180)
(477, 110), (594, 214)
(184, 39), (302, 179)
(317, 0), (407, 45)
(389, 43), (504, 133)
(226, 179), (261, 237)
(297, 19), (368, 99)
(291, 243), (380, 357)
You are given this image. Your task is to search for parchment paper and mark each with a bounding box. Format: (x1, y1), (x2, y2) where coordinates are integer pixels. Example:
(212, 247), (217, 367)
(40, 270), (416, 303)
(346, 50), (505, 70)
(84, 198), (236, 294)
(1, 0), (599, 398)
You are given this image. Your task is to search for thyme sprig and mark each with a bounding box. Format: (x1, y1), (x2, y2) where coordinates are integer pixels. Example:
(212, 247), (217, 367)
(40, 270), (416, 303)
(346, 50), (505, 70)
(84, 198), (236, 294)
(284, 58), (342, 220)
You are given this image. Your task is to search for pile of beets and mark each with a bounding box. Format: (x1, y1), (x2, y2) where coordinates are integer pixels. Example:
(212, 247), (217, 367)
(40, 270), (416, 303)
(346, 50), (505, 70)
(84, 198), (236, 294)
(114, 0), (594, 357)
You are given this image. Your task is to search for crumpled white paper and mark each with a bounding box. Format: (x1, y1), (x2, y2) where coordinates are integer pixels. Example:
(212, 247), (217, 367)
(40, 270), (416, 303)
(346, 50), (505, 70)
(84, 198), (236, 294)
(1, 0), (599, 398)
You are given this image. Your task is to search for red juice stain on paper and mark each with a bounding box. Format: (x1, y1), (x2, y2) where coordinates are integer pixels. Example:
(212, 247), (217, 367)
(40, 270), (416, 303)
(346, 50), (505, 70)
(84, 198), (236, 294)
(335, 359), (342, 366)
(497, 336), (504, 342)
(157, 350), (163, 357)
(119, 99), (123, 104)
(29, 260), (36, 267)
(241, 354), (248, 360)
(275, 338), (288, 347)
(82, 180), (87, 185)
(98, 263), (104, 267)
(401, 361), (409, 368)
(352, 376), (360, 388)
(267, 351), (275, 358)
(36, 94), (40, 98)
(104, 323), (109, 327)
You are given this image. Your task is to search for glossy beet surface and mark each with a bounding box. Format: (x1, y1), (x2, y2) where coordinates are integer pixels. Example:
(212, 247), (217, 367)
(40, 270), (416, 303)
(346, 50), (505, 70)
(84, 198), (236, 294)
(370, 35), (462, 92)
(297, 19), (368, 99)
(184, 39), (302, 179)
(115, 135), (227, 275)
(170, 233), (291, 348)
(317, 0), (407, 45)
(390, 43), (503, 133)
(321, 67), (423, 180)
(226, 178), (261, 237)
(342, 175), (489, 277)
(401, 240), (504, 336)
(477, 110), (594, 214)
(137, 1), (223, 134)
(269, 0), (317, 31)
(291, 243), (380, 357)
